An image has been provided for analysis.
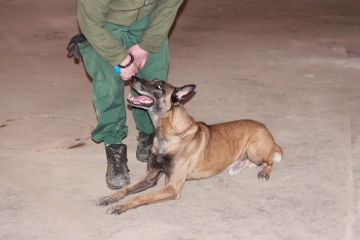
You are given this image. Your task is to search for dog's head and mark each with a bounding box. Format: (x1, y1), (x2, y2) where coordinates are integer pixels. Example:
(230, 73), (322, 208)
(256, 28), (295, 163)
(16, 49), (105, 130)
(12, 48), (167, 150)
(127, 76), (196, 115)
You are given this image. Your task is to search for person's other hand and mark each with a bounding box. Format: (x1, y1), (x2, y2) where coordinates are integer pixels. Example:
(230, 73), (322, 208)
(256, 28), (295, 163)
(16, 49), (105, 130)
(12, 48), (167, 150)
(119, 55), (138, 80)
(127, 44), (149, 69)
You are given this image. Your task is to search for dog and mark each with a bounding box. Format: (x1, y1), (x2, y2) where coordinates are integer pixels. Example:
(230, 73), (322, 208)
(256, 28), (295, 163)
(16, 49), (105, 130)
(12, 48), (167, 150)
(97, 76), (283, 215)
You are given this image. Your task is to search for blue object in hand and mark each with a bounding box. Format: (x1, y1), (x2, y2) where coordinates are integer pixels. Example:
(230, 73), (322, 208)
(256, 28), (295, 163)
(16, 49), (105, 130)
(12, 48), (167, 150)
(113, 65), (121, 74)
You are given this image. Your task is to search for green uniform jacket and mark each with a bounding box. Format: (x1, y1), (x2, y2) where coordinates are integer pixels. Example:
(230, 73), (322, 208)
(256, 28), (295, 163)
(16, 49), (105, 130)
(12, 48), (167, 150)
(77, 0), (183, 66)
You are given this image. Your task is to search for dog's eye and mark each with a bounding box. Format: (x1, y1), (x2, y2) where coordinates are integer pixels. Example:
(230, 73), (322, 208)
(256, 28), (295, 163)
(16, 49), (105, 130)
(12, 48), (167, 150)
(157, 85), (162, 89)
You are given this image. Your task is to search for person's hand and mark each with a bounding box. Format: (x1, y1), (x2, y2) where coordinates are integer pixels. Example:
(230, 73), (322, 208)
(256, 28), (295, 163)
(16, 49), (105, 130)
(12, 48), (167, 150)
(127, 44), (149, 69)
(119, 55), (138, 80)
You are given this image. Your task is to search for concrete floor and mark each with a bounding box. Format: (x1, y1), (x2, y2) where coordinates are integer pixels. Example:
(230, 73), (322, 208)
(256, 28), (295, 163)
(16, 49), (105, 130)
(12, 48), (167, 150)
(1, 0), (360, 239)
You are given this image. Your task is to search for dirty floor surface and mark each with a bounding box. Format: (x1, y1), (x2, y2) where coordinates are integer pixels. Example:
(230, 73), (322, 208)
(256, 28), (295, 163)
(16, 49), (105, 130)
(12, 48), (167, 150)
(1, 0), (360, 239)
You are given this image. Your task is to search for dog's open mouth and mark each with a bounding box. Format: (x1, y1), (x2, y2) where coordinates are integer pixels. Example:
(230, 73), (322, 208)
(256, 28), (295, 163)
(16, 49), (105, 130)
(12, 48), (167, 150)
(127, 94), (154, 107)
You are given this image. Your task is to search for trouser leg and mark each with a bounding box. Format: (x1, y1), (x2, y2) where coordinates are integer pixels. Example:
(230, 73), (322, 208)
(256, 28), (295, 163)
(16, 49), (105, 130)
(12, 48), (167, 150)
(79, 42), (128, 145)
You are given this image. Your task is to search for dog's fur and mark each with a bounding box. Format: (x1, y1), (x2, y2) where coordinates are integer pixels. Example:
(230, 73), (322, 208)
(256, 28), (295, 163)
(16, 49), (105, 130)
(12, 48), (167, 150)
(97, 76), (283, 215)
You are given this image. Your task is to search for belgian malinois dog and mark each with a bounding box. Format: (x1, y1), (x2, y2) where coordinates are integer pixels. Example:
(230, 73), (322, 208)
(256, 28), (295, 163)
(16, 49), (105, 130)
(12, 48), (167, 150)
(97, 76), (283, 215)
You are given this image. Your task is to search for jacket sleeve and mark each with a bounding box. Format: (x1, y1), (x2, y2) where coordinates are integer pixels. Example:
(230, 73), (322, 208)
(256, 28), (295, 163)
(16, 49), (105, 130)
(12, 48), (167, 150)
(139, 0), (183, 53)
(77, 0), (128, 66)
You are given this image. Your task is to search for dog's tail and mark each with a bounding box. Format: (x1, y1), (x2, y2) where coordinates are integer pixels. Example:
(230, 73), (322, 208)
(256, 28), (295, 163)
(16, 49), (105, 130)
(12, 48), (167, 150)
(273, 144), (283, 163)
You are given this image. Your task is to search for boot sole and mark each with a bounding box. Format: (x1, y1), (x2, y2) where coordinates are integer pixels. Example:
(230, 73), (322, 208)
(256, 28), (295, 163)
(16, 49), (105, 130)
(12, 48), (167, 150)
(136, 153), (149, 162)
(107, 182), (129, 190)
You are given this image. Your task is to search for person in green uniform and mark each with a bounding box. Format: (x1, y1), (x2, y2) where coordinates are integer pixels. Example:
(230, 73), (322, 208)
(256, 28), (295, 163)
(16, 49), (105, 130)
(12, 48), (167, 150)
(75, 0), (184, 190)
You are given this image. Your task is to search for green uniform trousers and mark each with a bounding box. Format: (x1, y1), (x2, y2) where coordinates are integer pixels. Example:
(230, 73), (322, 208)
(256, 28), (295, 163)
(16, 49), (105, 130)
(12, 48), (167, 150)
(79, 15), (169, 145)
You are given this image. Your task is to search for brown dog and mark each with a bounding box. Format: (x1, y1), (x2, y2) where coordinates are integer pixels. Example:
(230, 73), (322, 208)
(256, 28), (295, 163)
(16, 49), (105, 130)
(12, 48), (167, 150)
(97, 76), (283, 215)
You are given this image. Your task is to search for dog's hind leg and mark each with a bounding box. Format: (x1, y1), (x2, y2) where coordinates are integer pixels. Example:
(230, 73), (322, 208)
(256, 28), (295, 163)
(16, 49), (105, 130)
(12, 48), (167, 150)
(254, 147), (282, 181)
(257, 143), (282, 181)
(246, 129), (282, 181)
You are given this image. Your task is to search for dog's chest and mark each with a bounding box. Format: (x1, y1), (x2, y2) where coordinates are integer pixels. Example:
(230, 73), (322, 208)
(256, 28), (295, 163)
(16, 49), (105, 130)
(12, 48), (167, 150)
(153, 138), (171, 163)
(151, 138), (176, 175)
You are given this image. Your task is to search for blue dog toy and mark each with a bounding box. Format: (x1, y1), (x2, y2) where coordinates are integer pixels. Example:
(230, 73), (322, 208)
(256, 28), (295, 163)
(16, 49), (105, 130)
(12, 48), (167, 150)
(113, 66), (121, 74)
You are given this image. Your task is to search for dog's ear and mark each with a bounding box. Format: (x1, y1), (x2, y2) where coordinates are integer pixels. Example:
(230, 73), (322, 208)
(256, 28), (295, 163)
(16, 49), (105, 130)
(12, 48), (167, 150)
(171, 84), (196, 103)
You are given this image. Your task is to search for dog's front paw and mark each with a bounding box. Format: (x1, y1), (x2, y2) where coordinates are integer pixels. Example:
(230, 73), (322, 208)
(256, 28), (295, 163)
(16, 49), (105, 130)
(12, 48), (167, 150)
(258, 171), (270, 182)
(97, 196), (117, 206)
(106, 205), (126, 215)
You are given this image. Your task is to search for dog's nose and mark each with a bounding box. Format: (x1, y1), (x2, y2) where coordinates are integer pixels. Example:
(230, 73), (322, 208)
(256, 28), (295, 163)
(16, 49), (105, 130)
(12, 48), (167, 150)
(130, 76), (139, 83)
